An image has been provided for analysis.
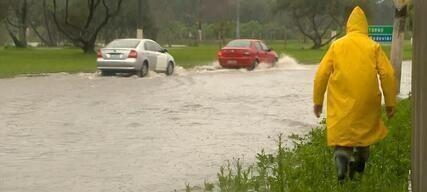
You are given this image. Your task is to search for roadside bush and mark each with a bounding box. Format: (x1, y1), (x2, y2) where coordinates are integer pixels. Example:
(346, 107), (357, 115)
(201, 98), (411, 192)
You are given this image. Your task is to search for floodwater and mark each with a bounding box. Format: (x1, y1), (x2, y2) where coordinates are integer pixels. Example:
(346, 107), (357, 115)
(0, 58), (411, 192)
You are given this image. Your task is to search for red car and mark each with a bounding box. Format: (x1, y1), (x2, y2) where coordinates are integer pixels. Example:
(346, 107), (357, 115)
(217, 39), (278, 70)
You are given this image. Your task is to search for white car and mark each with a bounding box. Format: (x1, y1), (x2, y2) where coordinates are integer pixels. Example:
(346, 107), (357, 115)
(97, 39), (175, 77)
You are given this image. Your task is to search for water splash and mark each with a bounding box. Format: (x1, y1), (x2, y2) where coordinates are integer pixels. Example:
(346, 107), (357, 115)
(49, 54), (308, 80)
(274, 54), (309, 70)
(174, 65), (189, 76)
(175, 54), (308, 75)
(193, 61), (222, 71)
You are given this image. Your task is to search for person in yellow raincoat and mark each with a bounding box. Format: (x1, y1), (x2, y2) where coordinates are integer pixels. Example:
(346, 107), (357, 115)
(313, 6), (397, 183)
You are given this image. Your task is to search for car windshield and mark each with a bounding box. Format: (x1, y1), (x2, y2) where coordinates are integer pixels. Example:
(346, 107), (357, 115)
(106, 39), (140, 48)
(226, 40), (251, 48)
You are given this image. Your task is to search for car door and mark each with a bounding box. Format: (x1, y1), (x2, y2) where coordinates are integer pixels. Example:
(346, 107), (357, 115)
(151, 41), (168, 71)
(255, 41), (269, 63)
(260, 41), (275, 63)
(145, 41), (168, 71)
(253, 41), (264, 62)
(144, 41), (156, 70)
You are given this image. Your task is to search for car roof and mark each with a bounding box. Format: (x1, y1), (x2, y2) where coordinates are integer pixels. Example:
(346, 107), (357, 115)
(112, 38), (154, 42)
(230, 39), (260, 42)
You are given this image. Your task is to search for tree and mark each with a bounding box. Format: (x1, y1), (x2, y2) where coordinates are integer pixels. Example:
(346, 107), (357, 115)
(139, 0), (157, 40)
(147, 0), (188, 45)
(97, 0), (160, 44)
(5, 0), (30, 48)
(390, 0), (411, 93)
(51, 0), (123, 53)
(28, 0), (60, 46)
(3, 0), (62, 47)
(239, 0), (275, 23)
(122, 0), (280, 43)
(241, 20), (263, 38)
(203, 0), (234, 45)
(0, 0), (10, 21)
(276, 0), (356, 49)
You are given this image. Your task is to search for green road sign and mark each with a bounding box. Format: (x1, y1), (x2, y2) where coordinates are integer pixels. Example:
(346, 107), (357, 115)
(368, 25), (393, 34)
(368, 25), (393, 43)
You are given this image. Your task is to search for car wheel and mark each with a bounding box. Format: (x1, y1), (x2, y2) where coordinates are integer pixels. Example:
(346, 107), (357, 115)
(165, 62), (174, 76)
(272, 57), (279, 67)
(247, 59), (259, 71)
(137, 62), (149, 77)
(101, 70), (115, 76)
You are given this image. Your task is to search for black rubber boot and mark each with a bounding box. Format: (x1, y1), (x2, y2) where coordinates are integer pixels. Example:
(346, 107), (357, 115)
(350, 147), (369, 181)
(349, 161), (356, 180)
(355, 159), (366, 173)
(353, 147), (369, 174)
(335, 155), (349, 184)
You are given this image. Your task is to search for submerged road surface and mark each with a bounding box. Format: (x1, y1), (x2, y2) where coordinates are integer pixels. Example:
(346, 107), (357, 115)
(0, 60), (411, 192)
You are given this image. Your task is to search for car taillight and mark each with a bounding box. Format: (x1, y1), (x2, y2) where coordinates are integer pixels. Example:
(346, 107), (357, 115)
(128, 50), (138, 58)
(97, 50), (102, 58)
(217, 51), (222, 57)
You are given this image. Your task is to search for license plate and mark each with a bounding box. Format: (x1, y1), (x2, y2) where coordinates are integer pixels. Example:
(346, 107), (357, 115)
(227, 60), (237, 64)
(108, 54), (122, 59)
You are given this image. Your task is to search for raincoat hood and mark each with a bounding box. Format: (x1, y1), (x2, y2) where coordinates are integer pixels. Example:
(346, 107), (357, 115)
(346, 6), (369, 35)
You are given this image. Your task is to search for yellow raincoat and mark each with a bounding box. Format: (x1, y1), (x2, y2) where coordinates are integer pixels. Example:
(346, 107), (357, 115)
(313, 6), (397, 147)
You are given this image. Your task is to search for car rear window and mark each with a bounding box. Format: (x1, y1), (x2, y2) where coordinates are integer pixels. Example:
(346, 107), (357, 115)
(226, 40), (251, 48)
(106, 39), (141, 48)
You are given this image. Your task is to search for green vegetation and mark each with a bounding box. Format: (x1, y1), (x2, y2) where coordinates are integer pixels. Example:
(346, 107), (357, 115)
(0, 40), (413, 78)
(269, 40), (413, 64)
(382, 41), (413, 62)
(168, 44), (219, 68)
(190, 98), (411, 191)
(269, 40), (328, 64)
(168, 41), (328, 68)
(0, 47), (96, 78)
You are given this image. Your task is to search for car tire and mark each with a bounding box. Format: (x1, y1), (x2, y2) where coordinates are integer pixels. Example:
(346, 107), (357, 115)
(137, 62), (149, 77)
(272, 57), (279, 67)
(101, 70), (115, 76)
(247, 59), (259, 71)
(165, 62), (174, 76)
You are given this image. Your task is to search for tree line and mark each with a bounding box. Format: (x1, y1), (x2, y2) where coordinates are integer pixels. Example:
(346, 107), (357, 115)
(0, 0), (398, 53)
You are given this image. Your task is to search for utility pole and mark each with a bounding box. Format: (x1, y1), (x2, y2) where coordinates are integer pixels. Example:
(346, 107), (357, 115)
(136, 0), (143, 39)
(412, 0), (427, 191)
(390, 0), (409, 93)
(236, 0), (240, 39)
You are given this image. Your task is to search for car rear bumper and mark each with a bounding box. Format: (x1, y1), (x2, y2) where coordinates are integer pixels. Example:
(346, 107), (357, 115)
(97, 59), (139, 71)
(218, 57), (254, 68)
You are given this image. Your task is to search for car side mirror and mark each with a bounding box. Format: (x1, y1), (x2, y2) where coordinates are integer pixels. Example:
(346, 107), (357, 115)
(267, 48), (273, 52)
(160, 48), (168, 53)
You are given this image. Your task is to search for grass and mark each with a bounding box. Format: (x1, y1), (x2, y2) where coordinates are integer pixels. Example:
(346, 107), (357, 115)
(168, 44), (219, 68)
(188, 98), (411, 191)
(168, 41), (329, 67)
(382, 41), (413, 62)
(0, 47), (96, 78)
(0, 40), (413, 78)
(269, 40), (329, 64)
(268, 40), (413, 64)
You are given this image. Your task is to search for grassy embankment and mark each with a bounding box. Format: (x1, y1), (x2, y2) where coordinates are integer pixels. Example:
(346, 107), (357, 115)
(0, 47), (95, 78)
(187, 98), (411, 192)
(0, 40), (412, 78)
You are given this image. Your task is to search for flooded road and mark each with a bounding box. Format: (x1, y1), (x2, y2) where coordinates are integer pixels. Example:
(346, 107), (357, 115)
(0, 59), (411, 192)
